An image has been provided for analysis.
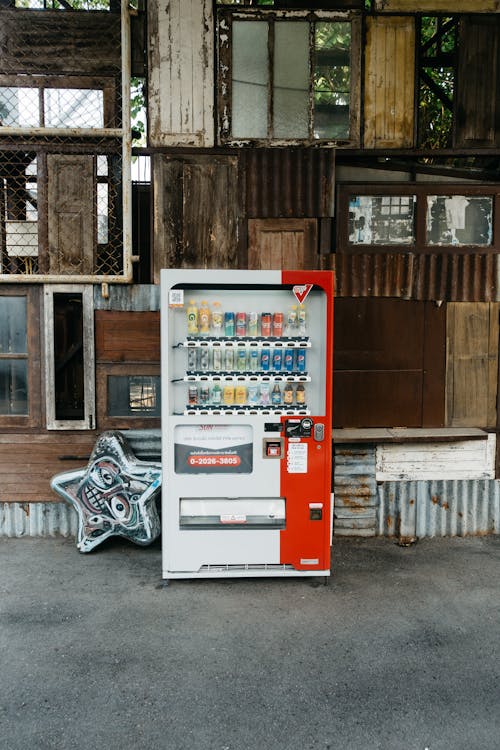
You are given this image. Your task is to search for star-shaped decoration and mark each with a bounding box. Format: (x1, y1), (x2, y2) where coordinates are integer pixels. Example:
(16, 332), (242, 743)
(51, 431), (162, 553)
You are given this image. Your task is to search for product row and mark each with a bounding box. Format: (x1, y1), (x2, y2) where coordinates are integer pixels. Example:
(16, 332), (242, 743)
(186, 347), (307, 373)
(187, 382), (306, 407)
(186, 301), (307, 338)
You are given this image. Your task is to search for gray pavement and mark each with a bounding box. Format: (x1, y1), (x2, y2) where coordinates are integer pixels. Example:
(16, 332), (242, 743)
(0, 535), (499, 750)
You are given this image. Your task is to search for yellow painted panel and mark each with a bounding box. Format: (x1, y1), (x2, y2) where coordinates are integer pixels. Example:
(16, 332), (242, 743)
(364, 17), (415, 148)
(375, 0), (499, 11)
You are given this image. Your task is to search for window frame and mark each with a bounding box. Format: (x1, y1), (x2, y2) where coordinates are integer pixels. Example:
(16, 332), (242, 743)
(217, 7), (361, 147)
(337, 184), (500, 255)
(96, 362), (161, 430)
(43, 284), (95, 430)
(0, 285), (41, 428)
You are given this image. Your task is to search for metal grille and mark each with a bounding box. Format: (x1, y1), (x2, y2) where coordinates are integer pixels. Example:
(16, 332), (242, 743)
(0, 6), (130, 281)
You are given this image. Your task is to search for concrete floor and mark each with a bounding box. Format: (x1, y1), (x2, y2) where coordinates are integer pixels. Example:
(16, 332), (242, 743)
(0, 535), (499, 750)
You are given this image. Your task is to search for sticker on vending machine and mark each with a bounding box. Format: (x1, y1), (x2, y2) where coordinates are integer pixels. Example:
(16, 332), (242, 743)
(169, 289), (184, 308)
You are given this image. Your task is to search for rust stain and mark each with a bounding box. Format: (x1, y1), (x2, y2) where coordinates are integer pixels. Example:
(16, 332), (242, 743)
(409, 499), (415, 506)
(458, 511), (464, 518)
(387, 514), (393, 527)
(431, 495), (440, 505)
(20, 503), (30, 517)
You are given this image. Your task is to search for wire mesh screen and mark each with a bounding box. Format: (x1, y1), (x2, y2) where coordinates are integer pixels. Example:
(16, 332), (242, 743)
(0, 7), (128, 280)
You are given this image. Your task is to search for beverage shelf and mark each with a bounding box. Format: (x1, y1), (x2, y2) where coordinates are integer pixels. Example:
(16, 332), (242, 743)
(180, 373), (311, 383)
(181, 406), (310, 416)
(177, 337), (311, 349)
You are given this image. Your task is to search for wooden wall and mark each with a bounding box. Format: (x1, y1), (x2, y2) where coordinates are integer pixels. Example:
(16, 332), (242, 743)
(148, 0), (214, 147)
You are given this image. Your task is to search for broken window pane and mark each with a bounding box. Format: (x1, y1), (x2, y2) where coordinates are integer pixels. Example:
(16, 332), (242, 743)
(426, 196), (493, 246)
(107, 375), (161, 417)
(349, 195), (416, 245)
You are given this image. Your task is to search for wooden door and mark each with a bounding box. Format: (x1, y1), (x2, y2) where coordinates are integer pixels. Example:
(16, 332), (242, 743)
(47, 155), (94, 275)
(248, 219), (317, 270)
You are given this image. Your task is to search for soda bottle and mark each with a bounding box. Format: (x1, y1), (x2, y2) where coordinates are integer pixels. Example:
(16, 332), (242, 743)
(224, 312), (235, 337)
(249, 348), (259, 371)
(199, 301), (210, 335)
(260, 349), (270, 371)
(236, 312), (246, 337)
(296, 383), (306, 405)
(199, 384), (210, 405)
(211, 383), (222, 405)
(271, 383), (281, 405)
(298, 304), (307, 336)
(188, 385), (198, 405)
(261, 313), (271, 337)
(187, 300), (198, 335)
(284, 348), (294, 372)
(286, 305), (297, 336)
(223, 386), (235, 405)
(260, 383), (270, 406)
(272, 349), (282, 372)
(187, 347), (197, 370)
(296, 349), (307, 373)
(248, 312), (259, 337)
(225, 347), (234, 371)
(235, 385), (247, 405)
(211, 302), (223, 335)
(272, 312), (284, 338)
(212, 347), (222, 371)
(284, 383), (294, 405)
(236, 348), (247, 371)
(248, 384), (260, 404)
(199, 347), (209, 372)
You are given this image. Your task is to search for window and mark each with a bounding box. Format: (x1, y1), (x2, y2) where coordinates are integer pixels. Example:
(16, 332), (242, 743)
(44, 285), (95, 429)
(218, 9), (360, 145)
(96, 364), (161, 430)
(0, 287), (40, 427)
(338, 185), (499, 254)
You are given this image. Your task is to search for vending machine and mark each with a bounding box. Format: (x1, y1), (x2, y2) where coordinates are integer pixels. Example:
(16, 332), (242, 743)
(161, 269), (334, 580)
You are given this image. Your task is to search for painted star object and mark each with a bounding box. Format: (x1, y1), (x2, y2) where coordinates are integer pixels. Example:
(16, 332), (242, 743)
(51, 431), (162, 553)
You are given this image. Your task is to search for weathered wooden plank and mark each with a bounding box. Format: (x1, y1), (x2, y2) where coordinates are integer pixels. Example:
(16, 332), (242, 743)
(364, 16), (415, 148)
(152, 155), (240, 280)
(446, 303), (499, 427)
(95, 311), (160, 362)
(455, 16), (500, 148)
(148, 0), (214, 146)
(248, 219), (318, 271)
(375, 435), (496, 480)
(0, 10), (121, 76)
(47, 155), (94, 275)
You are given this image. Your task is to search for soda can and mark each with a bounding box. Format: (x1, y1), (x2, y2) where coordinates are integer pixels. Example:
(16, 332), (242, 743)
(225, 348), (234, 371)
(199, 385), (210, 404)
(224, 312), (235, 337)
(273, 312), (284, 338)
(249, 348), (259, 371)
(212, 347), (222, 371)
(272, 349), (282, 371)
(261, 313), (271, 337)
(188, 386), (198, 405)
(236, 312), (246, 337)
(187, 347), (197, 370)
(284, 348), (294, 372)
(199, 347), (209, 371)
(248, 312), (259, 337)
(236, 348), (247, 371)
(296, 349), (307, 373)
(261, 349), (270, 371)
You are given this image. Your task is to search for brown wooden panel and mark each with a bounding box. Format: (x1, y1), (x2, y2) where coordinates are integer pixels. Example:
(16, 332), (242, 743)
(334, 298), (446, 427)
(446, 302), (499, 428)
(96, 363), (161, 430)
(0, 432), (97, 502)
(334, 298), (424, 370)
(334, 371), (423, 428)
(455, 16), (500, 148)
(47, 155), (94, 275)
(95, 311), (160, 363)
(248, 219), (318, 271)
(0, 10), (121, 76)
(364, 16), (415, 149)
(153, 154), (241, 281)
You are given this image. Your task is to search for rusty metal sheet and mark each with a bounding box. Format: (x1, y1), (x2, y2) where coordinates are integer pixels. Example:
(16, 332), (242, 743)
(0, 501), (78, 538)
(333, 444), (378, 536)
(243, 148), (335, 219)
(336, 253), (498, 301)
(379, 480), (500, 539)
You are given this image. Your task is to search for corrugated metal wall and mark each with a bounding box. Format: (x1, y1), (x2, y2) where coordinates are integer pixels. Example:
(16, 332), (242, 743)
(333, 445), (378, 536)
(336, 253), (498, 301)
